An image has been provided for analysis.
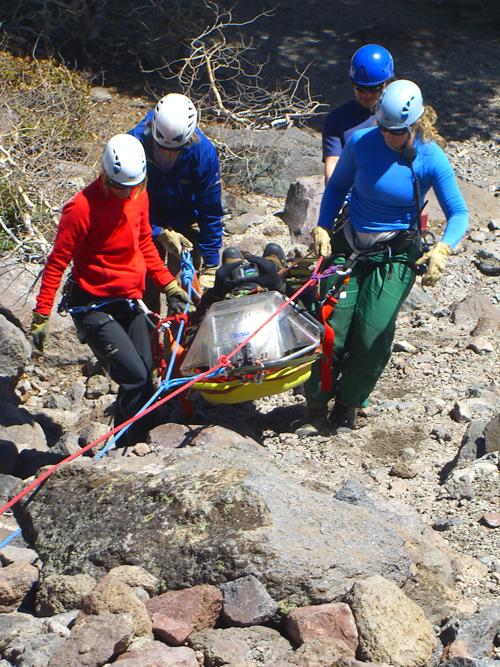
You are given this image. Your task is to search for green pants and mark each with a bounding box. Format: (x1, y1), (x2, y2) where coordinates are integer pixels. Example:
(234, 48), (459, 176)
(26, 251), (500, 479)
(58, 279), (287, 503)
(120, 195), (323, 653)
(305, 232), (419, 407)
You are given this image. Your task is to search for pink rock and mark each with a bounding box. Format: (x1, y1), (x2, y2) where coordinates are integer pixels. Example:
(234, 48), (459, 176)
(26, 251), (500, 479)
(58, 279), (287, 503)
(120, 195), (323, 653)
(116, 641), (199, 666)
(286, 602), (358, 651)
(147, 423), (193, 449)
(146, 584), (223, 646)
(480, 512), (500, 528)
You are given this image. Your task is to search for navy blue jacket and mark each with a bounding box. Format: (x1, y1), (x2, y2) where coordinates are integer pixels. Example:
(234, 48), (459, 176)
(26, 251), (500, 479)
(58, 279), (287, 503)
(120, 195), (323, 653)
(130, 112), (223, 267)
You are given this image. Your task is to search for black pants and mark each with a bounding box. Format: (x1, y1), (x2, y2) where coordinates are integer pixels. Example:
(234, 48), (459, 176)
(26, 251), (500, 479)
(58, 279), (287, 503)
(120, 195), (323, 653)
(70, 294), (155, 446)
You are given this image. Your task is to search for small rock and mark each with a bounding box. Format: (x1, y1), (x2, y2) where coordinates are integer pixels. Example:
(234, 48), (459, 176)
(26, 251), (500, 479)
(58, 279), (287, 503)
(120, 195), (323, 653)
(0, 545), (38, 566)
(133, 442), (150, 457)
(480, 512), (500, 528)
(393, 340), (417, 353)
(224, 212), (266, 234)
(86, 374), (111, 399)
(295, 424), (320, 437)
(467, 338), (495, 354)
(432, 517), (463, 532)
(389, 462), (419, 479)
(221, 575), (278, 626)
(431, 426), (452, 442)
(108, 566), (158, 596)
(451, 401), (473, 423)
(89, 86), (113, 102)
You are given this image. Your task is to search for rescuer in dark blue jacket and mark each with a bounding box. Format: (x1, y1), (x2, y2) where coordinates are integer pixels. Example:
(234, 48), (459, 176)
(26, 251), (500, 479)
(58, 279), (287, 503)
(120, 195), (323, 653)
(129, 93), (223, 296)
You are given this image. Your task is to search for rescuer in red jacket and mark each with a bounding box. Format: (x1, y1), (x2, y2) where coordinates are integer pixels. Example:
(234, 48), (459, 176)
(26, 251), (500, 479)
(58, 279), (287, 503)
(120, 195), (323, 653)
(30, 134), (191, 445)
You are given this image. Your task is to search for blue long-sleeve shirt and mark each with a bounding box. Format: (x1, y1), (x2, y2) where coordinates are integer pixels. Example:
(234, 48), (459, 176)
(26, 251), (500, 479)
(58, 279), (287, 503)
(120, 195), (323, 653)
(129, 113), (223, 266)
(318, 127), (468, 249)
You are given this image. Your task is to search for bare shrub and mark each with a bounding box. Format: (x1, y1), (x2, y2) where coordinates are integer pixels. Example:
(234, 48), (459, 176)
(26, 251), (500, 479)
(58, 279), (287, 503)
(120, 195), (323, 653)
(0, 50), (92, 259)
(146, 0), (323, 130)
(3, 0), (194, 72)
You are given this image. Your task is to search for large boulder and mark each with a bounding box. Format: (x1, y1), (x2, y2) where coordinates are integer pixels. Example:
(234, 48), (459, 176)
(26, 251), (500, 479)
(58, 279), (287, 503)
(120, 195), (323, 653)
(16, 438), (454, 608)
(0, 314), (31, 401)
(0, 260), (92, 366)
(206, 126), (322, 197)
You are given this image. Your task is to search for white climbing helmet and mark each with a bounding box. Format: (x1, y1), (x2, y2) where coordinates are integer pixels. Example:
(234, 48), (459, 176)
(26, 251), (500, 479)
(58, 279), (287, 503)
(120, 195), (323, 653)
(151, 93), (198, 149)
(102, 134), (146, 186)
(374, 79), (424, 129)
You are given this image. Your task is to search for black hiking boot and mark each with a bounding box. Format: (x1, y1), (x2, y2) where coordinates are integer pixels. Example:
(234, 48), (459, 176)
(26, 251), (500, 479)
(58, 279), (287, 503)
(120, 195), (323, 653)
(222, 247), (245, 264)
(292, 401), (327, 436)
(263, 242), (287, 271)
(329, 401), (357, 431)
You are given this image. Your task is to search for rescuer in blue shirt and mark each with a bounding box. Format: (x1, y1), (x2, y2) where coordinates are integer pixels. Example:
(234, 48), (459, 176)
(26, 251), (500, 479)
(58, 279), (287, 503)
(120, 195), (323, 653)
(129, 93), (223, 305)
(308, 80), (468, 430)
(323, 44), (395, 183)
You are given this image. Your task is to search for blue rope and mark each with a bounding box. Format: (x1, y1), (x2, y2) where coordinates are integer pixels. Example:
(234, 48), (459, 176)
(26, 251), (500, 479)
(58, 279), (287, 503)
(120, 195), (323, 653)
(0, 527), (21, 551)
(96, 249), (201, 459)
(2, 252), (208, 545)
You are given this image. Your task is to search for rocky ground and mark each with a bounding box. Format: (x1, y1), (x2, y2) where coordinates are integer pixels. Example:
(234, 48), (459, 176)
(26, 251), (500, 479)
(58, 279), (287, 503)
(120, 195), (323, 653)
(0, 1), (499, 664)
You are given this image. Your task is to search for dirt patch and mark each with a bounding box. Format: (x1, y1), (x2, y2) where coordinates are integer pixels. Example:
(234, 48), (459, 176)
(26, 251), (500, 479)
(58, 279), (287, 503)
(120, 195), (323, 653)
(366, 425), (426, 461)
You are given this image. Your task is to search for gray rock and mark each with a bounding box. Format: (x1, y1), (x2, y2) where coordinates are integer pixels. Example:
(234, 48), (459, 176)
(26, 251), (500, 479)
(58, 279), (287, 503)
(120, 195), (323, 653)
(456, 419), (489, 462)
(0, 262), (90, 367)
(0, 314), (31, 401)
(0, 419), (47, 452)
(0, 473), (22, 504)
(282, 174), (324, 241)
(0, 545), (38, 566)
(222, 192), (266, 217)
(400, 285), (437, 313)
(450, 293), (500, 328)
(224, 211), (267, 234)
(441, 603), (500, 659)
(188, 625), (293, 666)
(51, 432), (82, 457)
(86, 374), (110, 399)
(43, 393), (73, 410)
(47, 612), (135, 667)
(3, 633), (67, 667)
(432, 517), (463, 532)
(484, 414), (500, 453)
(334, 480), (375, 508)
(221, 575), (278, 626)
(17, 440), (418, 606)
(206, 126), (322, 197)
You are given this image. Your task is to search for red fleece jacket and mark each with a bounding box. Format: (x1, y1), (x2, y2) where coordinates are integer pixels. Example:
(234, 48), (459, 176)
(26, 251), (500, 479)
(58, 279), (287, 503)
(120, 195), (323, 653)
(35, 178), (174, 316)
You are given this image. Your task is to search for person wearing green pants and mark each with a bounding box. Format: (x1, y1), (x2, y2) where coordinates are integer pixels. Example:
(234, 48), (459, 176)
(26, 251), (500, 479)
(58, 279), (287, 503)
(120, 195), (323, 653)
(308, 80), (468, 430)
(305, 231), (420, 425)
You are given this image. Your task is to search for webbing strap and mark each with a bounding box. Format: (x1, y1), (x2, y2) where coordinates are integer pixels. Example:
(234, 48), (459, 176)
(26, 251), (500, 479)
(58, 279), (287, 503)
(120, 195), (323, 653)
(319, 295), (337, 393)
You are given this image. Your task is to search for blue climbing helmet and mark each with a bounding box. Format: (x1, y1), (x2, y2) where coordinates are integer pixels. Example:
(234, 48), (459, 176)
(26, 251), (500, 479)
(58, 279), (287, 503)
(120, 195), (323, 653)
(375, 80), (424, 129)
(349, 44), (394, 86)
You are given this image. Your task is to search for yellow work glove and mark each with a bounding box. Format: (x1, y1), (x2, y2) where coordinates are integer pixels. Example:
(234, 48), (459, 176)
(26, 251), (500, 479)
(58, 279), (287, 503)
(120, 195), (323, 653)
(311, 226), (332, 258)
(162, 280), (194, 313)
(30, 312), (50, 352)
(157, 228), (193, 257)
(415, 241), (452, 287)
(199, 266), (218, 291)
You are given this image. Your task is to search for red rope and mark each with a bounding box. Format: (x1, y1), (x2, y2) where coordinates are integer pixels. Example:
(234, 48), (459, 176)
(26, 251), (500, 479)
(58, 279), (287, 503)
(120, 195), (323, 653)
(0, 257), (323, 518)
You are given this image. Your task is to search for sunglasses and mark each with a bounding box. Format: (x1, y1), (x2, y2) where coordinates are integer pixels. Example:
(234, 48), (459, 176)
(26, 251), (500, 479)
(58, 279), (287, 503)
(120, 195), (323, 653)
(354, 84), (384, 93)
(108, 179), (134, 190)
(378, 124), (409, 136)
(154, 140), (184, 152)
